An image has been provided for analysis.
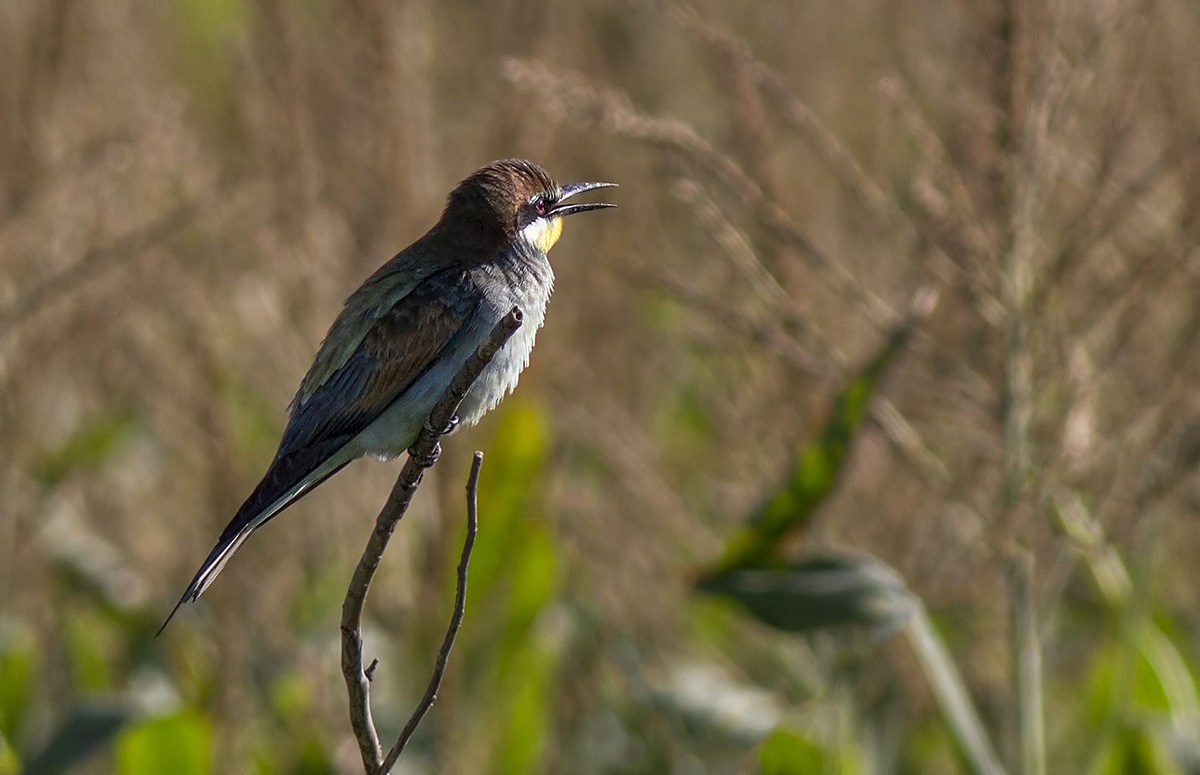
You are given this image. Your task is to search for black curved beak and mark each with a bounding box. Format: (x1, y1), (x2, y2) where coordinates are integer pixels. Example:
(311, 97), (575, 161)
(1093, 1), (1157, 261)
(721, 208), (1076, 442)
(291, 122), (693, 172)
(550, 181), (618, 217)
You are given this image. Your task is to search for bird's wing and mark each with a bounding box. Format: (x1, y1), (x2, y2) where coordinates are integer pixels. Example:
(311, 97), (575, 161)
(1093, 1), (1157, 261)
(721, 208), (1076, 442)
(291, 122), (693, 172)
(160, 270), (477, 631)
(279, 270), (477, 456)
(293, 249), (441, 405)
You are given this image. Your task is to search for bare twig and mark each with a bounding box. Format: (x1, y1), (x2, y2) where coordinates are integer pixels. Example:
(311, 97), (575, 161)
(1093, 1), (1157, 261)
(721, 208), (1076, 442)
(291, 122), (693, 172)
(340, 308), (522, 774)
(379, 450), (482, 774)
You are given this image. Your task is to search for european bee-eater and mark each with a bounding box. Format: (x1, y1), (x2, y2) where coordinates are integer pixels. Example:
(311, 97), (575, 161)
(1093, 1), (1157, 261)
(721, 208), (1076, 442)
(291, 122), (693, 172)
(162, 159), (615, 630)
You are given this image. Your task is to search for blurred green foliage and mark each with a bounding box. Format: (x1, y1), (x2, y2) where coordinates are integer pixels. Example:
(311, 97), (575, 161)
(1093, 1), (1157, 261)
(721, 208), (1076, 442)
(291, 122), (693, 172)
(707, 318), (915, 575)
(0, 626), (36, 751)
(696, 554), (915, 638)
(462, 402), (562, 774)
(35, 411), (138, 488)
(115, 712), (211, 775)
(758, 728), (831, 775)
(219, 374), (284, 464)
(21, 703), (137, 775)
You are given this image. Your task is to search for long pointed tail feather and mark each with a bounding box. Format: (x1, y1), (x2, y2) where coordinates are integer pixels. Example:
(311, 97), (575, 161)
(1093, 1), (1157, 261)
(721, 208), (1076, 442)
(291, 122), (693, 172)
(157, 441), (354, 635)
(158, 525), (260, 636)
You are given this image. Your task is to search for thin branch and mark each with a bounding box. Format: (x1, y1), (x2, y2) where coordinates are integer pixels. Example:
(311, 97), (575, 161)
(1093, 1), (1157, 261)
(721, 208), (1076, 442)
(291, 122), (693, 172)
(379, 450), (482, 773)
(340, 308), (523, 774)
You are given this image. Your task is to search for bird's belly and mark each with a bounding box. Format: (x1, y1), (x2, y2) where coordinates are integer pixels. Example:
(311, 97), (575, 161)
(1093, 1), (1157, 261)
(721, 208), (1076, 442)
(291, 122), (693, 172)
(353, 266), (550, 459)
(456, 315), (539, 426)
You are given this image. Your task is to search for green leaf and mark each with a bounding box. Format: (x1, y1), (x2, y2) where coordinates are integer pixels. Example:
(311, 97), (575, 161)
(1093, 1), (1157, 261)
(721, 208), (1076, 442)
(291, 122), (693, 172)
(35, 409), (138, 487)
(23, 701), (138, 775)
(116, 711), (211, 775)
(696, 552), (915, 638)
(64, 612), (114, 692)
(0, 735), (17, 775)
(491, 646), (556, 775)
(1137, 623), (1200, 718)
(760, 727), (828, 775)
(709, 319), (918, 574)
(0, 623), (35, 746)
(1092, 724), (1181, 775)
(1083, 639), (1123, 729)
(467, 399), (551, 611)
(293, 734), (335, 775)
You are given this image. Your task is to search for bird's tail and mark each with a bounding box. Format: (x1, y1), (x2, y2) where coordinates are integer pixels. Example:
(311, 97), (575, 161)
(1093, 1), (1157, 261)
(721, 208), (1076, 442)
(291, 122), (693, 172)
(157, 442), (353, 635)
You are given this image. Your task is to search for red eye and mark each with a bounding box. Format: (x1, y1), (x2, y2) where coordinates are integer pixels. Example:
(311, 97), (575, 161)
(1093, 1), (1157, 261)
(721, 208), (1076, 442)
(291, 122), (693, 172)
(534, 197), (548, 216)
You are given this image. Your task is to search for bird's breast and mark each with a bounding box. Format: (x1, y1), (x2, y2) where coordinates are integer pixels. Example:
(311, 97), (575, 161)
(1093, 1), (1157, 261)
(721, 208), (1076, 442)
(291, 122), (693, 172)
(349, 248), (553, 460)
(457, 249), (554, 426)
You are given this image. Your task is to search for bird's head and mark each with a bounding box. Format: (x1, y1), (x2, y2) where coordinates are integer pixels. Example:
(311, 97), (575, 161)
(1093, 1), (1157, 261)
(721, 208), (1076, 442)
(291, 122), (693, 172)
(441, 159), (616, 255)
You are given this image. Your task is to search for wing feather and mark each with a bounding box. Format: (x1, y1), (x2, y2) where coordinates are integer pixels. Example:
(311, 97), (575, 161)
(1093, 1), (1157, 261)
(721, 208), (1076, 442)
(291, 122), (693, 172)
(279, 269), (476, 456)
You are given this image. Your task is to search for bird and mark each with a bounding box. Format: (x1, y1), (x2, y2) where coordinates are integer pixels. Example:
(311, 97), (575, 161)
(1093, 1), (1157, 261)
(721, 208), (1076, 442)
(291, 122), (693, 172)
(161, 159), (615, 631)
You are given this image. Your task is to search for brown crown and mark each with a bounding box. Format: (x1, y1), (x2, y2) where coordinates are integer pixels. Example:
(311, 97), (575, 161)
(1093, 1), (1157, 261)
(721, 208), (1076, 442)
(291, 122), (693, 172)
(442, 159), (557, 236)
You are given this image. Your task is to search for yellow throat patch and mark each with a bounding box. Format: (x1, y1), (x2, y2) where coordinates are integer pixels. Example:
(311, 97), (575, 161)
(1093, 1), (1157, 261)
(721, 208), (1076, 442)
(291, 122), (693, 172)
(523, 216), (563, 253)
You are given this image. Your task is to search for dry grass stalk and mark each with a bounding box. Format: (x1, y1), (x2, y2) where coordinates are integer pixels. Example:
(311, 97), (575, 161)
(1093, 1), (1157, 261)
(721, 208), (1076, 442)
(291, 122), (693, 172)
(501, 58), (897, 328)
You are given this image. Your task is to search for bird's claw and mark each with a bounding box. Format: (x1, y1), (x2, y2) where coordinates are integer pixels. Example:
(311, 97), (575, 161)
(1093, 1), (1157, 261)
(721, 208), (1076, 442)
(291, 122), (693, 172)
(424, 415), (459, 438)
(412, 440), (442, 468)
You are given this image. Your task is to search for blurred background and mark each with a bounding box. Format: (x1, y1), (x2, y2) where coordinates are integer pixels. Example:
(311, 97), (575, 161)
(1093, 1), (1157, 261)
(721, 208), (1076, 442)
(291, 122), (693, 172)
(3, 0), (1200, 773)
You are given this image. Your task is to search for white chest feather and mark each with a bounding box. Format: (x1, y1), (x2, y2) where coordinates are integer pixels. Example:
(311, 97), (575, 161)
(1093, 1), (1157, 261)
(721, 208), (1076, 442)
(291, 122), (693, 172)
(352, 247), (554, 459)
(459, 254), (553, 424)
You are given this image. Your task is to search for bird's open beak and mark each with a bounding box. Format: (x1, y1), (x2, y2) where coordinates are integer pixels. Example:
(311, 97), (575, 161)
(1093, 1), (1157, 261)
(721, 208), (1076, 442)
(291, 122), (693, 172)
(550, 181), (618, 217)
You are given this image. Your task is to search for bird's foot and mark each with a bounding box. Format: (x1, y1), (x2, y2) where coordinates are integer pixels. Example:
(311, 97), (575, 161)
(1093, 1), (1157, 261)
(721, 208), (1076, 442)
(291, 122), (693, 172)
(424, 415), (459, 438)
(412, 416), (457, 468)
(412, 440), (442, 468)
